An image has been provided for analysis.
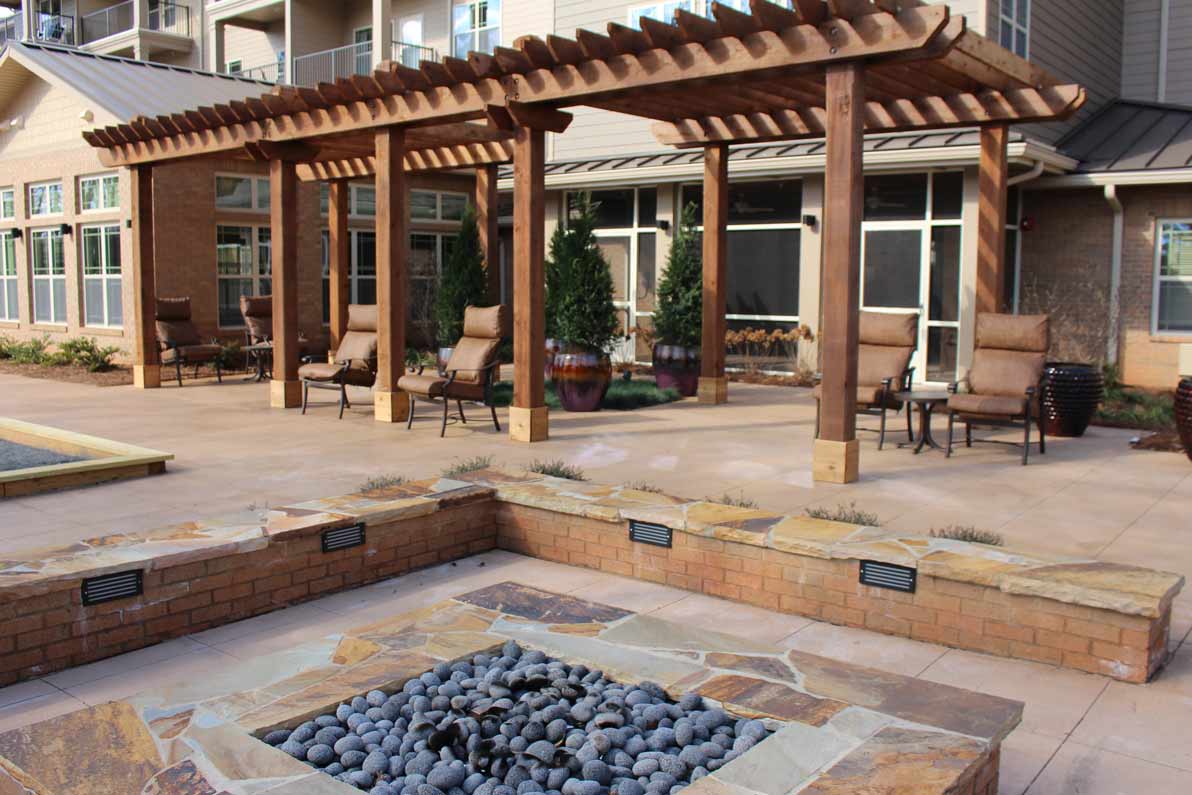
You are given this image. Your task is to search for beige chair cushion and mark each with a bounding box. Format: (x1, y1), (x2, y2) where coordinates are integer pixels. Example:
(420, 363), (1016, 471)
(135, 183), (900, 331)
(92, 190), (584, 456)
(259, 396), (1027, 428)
(155, 297), (192, 322)
(240, 295), (272, 342)
(949, 392), (1028, 418)
(462, 305), (506, 338)
(969, 348), (1045, 397)
(976, 313), (1049, 353)
(445, 337), (500, 384)
(398, 373), (448, 398)
(860, 311), (917, 347)
(156, 320), (201, 347)
(857, 344), (912, 389)
(300, 361), (374, 387)
(336, 330), (377, 365)
(346, 304), (378, 333)
(161, 343), (221, 364)
(813, 383), (886, 407)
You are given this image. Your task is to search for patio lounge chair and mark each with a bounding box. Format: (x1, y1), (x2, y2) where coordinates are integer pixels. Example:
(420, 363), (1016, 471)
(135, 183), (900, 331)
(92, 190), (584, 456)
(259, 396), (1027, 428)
(298, 304), (377, 418)
(814, 311), (918, 450)
(945, 313), (1049, 465)
(155, 297), (223, 388)
(240, 294), (272, 346)
(398, 305), (505, 437)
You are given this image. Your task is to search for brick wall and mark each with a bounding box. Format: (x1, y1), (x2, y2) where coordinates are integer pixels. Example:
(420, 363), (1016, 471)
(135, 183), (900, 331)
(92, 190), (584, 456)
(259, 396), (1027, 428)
(0, 500), (494, 687)
(495, 504), (1169, 684)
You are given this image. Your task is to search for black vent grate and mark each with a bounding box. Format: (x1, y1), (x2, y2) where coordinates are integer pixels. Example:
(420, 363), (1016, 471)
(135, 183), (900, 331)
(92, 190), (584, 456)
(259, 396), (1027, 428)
(628, 519), (672, 548)
(81, 570), (143, 606)
(859, 560), (917, 593)
(322, 522), (366, 553)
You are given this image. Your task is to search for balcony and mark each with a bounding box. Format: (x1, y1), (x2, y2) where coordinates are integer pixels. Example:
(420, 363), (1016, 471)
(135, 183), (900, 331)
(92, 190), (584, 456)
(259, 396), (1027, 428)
(0, 15), (21, 50)
(79, 1), (191, 46)
(292, 40), (436, 87)
(231, 60), (284, 84)
(32, 13), (75, 46)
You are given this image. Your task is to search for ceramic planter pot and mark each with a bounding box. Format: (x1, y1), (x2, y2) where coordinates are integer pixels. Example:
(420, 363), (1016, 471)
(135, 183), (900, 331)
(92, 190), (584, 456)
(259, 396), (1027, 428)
(553, 349), (611, 412)
(544, 338), (562, 382)
(652, 343), (700, 397)
(1041, 362), (1104, 437)
(436, 346), (455, 372)
(1176, 378), (1192, 462)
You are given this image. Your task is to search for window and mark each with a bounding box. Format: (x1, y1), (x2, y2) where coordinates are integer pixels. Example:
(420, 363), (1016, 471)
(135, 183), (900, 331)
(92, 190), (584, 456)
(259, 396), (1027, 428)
(0, 188), (14, 221)
(214, 175), (270, 212)
(629, 1), (694, 28)
(321, 229), (377, 323)
(1155, 220), (1192, 334)
(0, 231), (16, 321)
(81, 224), (122, 327)
(30, 228), (66, 324)
(999, 0), (1029, 58)
(352, 185), (376, 217)
(28, 182), (63, 217)
(216, 225), (271, 327)
(411, 190), (469, 221)
(79, 174), (119, 212)
(226, 59), (242, 75)
(452, 0), (500, 58)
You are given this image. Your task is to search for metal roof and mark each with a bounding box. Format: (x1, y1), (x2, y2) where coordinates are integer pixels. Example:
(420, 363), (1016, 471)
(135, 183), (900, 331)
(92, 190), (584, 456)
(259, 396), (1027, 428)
(0, 41), (273, 124)
(1057, 99), (1192, 173)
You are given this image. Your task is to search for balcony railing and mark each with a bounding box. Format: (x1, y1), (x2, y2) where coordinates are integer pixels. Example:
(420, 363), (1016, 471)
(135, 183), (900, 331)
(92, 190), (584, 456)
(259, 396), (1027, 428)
(0, 16), (22, 50)
(293, 40), (372, 87)
(34, 13), (75, 46)
(80, 1), (190, 46)
(392, 41), (436, 69)
(233, 60), (285, 84)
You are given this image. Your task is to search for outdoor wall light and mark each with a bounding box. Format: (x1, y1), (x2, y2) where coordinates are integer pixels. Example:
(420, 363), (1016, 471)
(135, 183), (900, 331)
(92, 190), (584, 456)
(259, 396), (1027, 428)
(657, 219), (670, 232)
(59, 223), (73, 236)
(802, 214), (818, 229)
(10, 228), (21, 240)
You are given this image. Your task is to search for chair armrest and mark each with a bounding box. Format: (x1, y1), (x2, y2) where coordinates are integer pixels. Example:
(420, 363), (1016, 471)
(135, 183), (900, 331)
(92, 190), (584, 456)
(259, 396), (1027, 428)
(300, 354), (319, 364)
(813, 371), (823, 384)
(947, 381), (960, 395)
(902, 366), (915, 391)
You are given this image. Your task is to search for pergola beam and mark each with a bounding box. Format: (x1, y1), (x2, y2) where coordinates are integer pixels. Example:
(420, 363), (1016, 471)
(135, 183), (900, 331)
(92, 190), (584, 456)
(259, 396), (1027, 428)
(294, 141), (514, 181)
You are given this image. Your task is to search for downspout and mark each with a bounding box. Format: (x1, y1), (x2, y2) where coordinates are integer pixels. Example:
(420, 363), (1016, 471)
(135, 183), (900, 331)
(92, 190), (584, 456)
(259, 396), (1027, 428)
(1007, 160), (1045, 188)
(1104, 185), (1124, 366)
(1005, 160), (1046, 312)
(1159, 0), (1170, 103)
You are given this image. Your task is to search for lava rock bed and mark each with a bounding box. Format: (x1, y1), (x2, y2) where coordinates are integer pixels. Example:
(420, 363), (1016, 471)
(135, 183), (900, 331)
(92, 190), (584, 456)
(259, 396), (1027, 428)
(262, 641), (773, 794)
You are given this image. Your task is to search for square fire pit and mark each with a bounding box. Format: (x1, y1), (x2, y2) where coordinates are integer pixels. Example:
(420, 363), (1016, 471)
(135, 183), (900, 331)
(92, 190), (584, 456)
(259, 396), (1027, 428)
(0, 582), (1021, 795)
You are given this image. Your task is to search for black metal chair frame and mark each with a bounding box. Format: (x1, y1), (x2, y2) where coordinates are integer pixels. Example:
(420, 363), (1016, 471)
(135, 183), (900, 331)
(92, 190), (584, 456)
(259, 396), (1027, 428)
(301, 356), (377, 419)
(944, 380), (1047, 466)
(159, 340), (223, 388)
(406, 360), (502, 437)
(815, 366), (915, 450)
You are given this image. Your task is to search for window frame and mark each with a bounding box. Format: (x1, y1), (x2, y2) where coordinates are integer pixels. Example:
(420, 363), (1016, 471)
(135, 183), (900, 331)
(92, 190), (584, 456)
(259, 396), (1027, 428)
(0, 229), (17, 322)
(30, 226), (67, 325)
(79, 173), (120, 214)
(226, 59), (242, 75)
(451, 0), (501, 58)
(215, 224), (272, 328)
(998, 0), (1030, 59)
(1152, 218), (1192, 337)
(0, 187), (15, 221)
(214, 173), (270, 213)
(80, 222), (123, 328)
(28, 181), (64, 218)
(320, 228), (378, 322)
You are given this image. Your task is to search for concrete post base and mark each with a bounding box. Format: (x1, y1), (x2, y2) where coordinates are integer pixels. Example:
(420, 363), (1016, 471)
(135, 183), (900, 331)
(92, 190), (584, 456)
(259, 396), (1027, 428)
(374, 390), (411, 423)
(813, 438), (859, 483)
(270, 379), (302, 408)
(697, 376), (728, 404)
(509, 406), (549, 442)
(133, 364), (160, 389)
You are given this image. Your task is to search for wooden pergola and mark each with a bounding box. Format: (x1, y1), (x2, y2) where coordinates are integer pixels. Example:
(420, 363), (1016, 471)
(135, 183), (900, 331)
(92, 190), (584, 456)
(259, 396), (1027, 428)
(86, 0), (1083, 482)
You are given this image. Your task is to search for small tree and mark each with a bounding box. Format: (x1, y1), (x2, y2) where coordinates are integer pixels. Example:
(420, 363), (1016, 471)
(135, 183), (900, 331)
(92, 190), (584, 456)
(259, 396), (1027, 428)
(553, 194), (620, 352)
(434, 205), (489, 347)
(652, 202), (702, 348)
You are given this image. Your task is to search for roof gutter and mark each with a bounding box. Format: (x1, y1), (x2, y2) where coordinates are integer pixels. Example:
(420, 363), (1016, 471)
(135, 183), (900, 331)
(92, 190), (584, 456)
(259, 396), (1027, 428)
(1029, 168), (1192, 188)
(1104, 185), (1124, 365)
(1007, 159), (1045, 187)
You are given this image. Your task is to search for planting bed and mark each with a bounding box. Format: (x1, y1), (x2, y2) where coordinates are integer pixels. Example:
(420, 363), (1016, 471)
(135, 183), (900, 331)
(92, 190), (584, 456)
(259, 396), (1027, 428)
(263, 640), (772, 793)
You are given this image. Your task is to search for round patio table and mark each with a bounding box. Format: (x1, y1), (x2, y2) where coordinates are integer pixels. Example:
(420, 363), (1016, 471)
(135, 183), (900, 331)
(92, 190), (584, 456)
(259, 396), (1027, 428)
(244, 342), (273, 382)
(894, 390), (951, 454)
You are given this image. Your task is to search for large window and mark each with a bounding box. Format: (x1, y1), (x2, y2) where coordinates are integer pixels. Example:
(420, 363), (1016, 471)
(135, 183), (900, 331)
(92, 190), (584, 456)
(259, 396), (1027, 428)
(216, 225), (271, 327)
(215, 175), (270, 212)
(452, 0), (500, 58)
(79, 174), (119, 212)
(0, 231), (16, 321)
(999, 0), (1029, 58)
(30, 228), (66, 324)
(81, 224), (122, 328)
(1155, 220), (1192, 335)
(628, 0), (788, 26)
(28, 182), (63, 217)
(860, 171), (963, 382)
(0, 188), (14, 221)
(412, 190), (468, 221)
(320, 230), (377, 323)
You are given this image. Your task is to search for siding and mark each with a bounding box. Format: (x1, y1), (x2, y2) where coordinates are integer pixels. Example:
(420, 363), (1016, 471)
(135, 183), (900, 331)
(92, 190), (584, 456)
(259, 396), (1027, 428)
(504, 0), (553, 47)
(390, 0), (453, 61)
(1121, 0), (1161, 101)
(1164, 0), (1192, 104)
(288, 0), (350, 59)
(946, 0), (988, 35)
(223, 22), (285, 71)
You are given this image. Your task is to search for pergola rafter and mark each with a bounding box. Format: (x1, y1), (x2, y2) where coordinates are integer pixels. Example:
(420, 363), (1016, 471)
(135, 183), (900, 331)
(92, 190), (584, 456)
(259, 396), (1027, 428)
(87, 0), (1084, 479)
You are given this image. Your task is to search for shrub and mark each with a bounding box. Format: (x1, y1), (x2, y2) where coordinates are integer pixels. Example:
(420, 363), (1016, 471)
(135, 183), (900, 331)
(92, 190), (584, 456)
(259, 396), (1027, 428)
(705, 491), (758, 509)
(528, 459), (587, 481)
(359, 474), (405, 492)
(551, 194), (620, 352)
(627, 481), (665, 494)
(805, 502), (880, 526)
(6, 336), (50, 365)
(0, 334), (12, 359)
(434, 205), (489, 347)
(442, 456), (495, 478)
(56, 337), (120, 372)
(652, 202), (702, 348)
(930, 525), (1005, 546)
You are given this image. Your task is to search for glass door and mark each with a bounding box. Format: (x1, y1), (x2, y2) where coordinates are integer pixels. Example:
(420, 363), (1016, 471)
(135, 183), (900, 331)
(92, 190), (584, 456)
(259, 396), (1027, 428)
(354, 27), (373, 76)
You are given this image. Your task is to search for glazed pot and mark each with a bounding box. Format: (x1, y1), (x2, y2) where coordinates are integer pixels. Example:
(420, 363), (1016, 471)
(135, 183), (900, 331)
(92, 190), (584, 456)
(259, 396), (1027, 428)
(1041, 362), (1104, 437)
(652, 343), (700, 397)
(553, 349), (612, 412)
(1176, 378), (1192, 462)
(544, 338), (562, 382)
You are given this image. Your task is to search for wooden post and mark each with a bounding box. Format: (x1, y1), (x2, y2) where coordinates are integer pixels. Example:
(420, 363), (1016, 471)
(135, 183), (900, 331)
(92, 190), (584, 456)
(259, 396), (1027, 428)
(130, 164), (159, 389)
(699, 144), (729, 404)
(814, 62), (865, 484)
(374, 127), (410, 423)
(476, 163), (502, 304)
(976, 124), (1009, 315)
(510, 125), (547, 442)
(328, 179), (350, 356)
(270, 159), (301, 408)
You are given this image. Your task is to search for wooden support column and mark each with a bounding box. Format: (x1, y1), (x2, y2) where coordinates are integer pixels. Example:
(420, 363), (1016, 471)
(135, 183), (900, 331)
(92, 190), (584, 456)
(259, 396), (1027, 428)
(476, 164), (502, 304)
(375, 127), (411, 423)
(699, 144), (729, 404)
(270, 159), (301, 408)
(130, 164), (159, 389)
(510, 125), (548, 442)
(328, 179), (351, 357)
(814, 62), (865, 484)
(976, 124), (1009, 315)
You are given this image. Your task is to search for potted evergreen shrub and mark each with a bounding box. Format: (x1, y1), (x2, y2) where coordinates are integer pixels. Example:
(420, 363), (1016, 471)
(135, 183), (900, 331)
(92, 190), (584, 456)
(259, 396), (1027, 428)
(551, 194), (620, 412)
(651, 202), (702, 396)
(544, 220), (572, 382)
(433, 206), (489, 369)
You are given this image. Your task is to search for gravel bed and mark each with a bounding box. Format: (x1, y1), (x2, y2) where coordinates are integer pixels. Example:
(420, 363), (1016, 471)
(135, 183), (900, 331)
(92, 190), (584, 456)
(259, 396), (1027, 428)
(263, 641), (773, 794)
(0, 440), (87, 472)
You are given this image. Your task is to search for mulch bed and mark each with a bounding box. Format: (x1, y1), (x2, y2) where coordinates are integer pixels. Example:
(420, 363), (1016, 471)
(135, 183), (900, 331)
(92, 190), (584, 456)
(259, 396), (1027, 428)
(1128, 429), (1186, 453)
(0, 360), (134, 387)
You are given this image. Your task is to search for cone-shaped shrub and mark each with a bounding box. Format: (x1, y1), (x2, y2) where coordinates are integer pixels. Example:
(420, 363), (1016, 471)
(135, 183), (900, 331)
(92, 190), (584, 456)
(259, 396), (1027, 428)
(434, 205), (489, 347)
(652, 202), (702, 348)
(551, 194), (620, 352)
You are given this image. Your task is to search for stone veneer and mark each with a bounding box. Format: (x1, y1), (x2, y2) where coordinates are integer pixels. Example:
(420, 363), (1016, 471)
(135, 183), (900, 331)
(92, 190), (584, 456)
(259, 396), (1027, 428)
(0, 468), (1182, 688)
(0, 583), (1018, 795)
